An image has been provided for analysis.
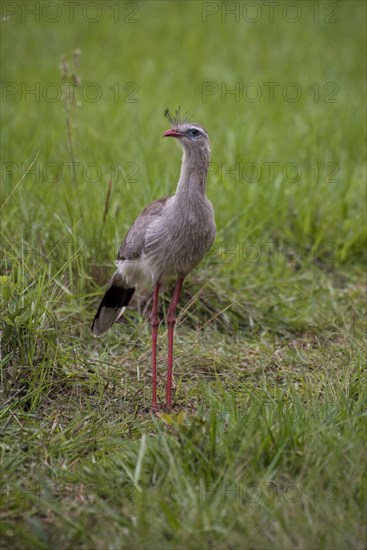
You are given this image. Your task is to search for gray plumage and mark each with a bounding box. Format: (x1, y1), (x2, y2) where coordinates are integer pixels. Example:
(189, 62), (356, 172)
(92, 119), (216, 336)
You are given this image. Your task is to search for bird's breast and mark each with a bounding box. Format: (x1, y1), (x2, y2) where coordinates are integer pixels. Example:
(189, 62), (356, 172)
(143, 206), (216, 279)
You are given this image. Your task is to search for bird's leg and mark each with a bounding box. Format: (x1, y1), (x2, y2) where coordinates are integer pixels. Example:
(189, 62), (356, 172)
(150, 282), (161, 410)
(166, 276), (185, 409)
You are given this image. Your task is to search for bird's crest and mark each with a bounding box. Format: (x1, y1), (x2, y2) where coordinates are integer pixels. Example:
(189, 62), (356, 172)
(164, 107), (190, 127)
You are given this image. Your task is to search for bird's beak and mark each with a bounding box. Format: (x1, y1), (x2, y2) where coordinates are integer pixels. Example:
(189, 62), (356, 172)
(163, 128), (183, 139)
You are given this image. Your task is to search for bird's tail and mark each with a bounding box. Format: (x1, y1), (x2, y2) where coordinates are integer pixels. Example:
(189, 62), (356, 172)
(91, 272), (135, 336)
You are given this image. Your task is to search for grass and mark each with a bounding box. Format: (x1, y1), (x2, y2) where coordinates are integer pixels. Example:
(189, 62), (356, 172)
(1, 0), (366, 548)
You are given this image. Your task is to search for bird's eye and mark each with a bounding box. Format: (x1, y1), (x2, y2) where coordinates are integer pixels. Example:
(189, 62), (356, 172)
(189, 128), (200, 137)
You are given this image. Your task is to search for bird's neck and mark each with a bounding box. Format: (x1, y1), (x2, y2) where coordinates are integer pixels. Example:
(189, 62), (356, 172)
(174, 147), (210, 203)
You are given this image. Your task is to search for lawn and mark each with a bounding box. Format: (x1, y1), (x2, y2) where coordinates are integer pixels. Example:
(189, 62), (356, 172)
(1, 1), (366, 548)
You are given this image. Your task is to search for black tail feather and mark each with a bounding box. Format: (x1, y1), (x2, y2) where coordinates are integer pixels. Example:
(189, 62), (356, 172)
(92, 283), (135, 336)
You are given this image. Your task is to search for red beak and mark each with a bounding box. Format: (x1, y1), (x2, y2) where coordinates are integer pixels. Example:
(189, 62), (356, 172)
(163, 128), (183, 138)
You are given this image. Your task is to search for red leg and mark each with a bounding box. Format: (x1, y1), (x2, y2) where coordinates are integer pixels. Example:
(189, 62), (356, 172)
(150, 282), (160, 409)
(166, 277), (184, 409)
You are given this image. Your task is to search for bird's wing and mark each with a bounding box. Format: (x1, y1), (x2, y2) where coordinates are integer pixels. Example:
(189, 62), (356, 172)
(117, 196), (171, 260)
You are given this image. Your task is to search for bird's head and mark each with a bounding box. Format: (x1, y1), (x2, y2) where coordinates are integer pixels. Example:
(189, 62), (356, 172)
(163, 108), (210, 156)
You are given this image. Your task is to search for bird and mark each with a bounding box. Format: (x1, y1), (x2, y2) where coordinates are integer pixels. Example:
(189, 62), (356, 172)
(92, 108), (216, 410)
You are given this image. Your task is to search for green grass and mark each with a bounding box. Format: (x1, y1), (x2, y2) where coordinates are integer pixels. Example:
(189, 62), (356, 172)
(1, 1), (366, 548)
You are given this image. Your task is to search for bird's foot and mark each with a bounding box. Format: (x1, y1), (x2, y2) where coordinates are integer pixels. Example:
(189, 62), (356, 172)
(151, 402), (175, 415)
